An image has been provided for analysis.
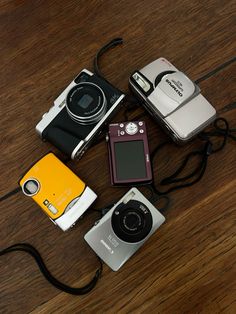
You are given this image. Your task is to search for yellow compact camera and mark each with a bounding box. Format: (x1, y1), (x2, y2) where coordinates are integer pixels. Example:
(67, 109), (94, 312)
(19, 153), (97, 231)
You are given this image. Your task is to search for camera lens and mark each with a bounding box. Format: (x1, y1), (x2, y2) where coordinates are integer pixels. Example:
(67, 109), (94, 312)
(22, 178), (40, 196)
(66, 82), (107, 125)
(123, 211), (142, 231)
(112, 200), (153, 243)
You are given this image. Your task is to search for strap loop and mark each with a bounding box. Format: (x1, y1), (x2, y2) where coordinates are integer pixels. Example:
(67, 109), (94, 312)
(0, 243), (102, 295)
(151, 118), (235, 195)
(93, 37), (123, 78)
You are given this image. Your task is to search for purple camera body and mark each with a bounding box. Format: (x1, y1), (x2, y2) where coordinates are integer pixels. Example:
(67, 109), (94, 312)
(107, 121), (152, 185)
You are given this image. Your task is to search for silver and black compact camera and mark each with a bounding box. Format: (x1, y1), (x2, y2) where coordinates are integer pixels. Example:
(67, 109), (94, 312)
(129, 58), (216, 143)
(84, 188), (165, 271)
(36, 69), (125, 159)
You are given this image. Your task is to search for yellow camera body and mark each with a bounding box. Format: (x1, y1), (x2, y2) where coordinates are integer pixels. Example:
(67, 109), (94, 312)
(19, 153), (97, 231)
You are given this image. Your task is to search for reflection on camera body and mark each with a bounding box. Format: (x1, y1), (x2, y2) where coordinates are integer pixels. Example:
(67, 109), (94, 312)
(85, 188), (165, 271)
(36, 69), (125, 159)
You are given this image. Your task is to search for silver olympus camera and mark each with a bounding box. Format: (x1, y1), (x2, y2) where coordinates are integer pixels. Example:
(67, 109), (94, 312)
(84, 188), (165, 271)
(129, 58), (216, 143)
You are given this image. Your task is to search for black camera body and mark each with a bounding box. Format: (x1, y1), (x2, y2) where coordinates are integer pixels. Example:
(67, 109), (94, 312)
(36, 69), (125, 159)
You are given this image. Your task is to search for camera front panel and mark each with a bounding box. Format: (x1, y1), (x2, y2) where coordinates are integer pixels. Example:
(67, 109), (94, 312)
(37, 70), (125, 158)
(129, 58), (216, 143)
(19, 153), (97, 231)
(19, 153), (86, 220)
(84, 188), (165, 271)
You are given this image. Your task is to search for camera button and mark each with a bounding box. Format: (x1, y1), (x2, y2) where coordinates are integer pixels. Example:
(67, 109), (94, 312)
(139, 129), (144, 134)
(120, 123), (124, 128)
(120, 131), (125, 135)
(125, 122), (138, 135)
(48, 204), (58, 214)
(133, 73), (150, 92)
(138, 121), (143, 126)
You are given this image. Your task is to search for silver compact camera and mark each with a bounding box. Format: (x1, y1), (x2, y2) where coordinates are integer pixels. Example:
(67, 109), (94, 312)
(84, 188), (165, 271)
(36, 69), (125, 159)
(129, 58), (216, 143)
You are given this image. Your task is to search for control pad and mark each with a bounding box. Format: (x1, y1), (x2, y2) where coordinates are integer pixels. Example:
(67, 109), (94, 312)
(125, 122), (139, 135)
(110, 121), (146, 137)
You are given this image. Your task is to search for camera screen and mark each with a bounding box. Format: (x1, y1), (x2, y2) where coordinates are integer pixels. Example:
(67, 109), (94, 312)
(78, 94), (93, 109)
(114, 140), (147, 180)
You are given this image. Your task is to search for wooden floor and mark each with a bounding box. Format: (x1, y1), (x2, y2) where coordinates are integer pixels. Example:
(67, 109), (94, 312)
(0, 1), (236, 313)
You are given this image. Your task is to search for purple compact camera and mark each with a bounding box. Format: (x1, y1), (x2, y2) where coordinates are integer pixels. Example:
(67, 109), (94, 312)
(107, 121), (152, 185)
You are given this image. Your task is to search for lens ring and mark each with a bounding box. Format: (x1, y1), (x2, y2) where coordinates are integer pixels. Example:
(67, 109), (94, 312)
(111, 200), (153, 243)
(22, 178), (40, 196)
(66, 82), (107, 125)
(122, 210), (144, 232)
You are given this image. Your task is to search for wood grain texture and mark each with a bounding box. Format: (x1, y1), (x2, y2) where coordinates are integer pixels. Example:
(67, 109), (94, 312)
(0, 0), (235, 313)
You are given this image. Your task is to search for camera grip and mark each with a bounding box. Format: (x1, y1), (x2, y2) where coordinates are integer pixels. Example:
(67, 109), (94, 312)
(46, 127), (81, 156)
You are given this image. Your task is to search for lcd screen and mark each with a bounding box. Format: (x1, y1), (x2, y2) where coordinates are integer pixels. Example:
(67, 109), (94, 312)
(114, 140), (147, 180)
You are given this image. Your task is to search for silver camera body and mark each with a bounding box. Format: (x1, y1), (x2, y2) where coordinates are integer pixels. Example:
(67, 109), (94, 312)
(129, 58), (216, 143)
(84, 188), (165, 271)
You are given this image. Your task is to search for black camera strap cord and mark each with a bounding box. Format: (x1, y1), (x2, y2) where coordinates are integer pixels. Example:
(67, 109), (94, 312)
(0, 186), (21, 202)
(94, 37), (123, 79)
(150, 117), (236, 195)
(93, 37), (140, 108)
(0, 243), (103, 296)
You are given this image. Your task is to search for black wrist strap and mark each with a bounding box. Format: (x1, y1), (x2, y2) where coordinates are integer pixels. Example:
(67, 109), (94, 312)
(93, 37), (140, 109)
(199, 117), (235, 149)
(151, 117), (235, 195)
(0, 243), (103, 295)
(0, 187), (21, 202)
(150, 141), (211, 195)
(195, 56), (236, 84)
(94, 37), (123, 78)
